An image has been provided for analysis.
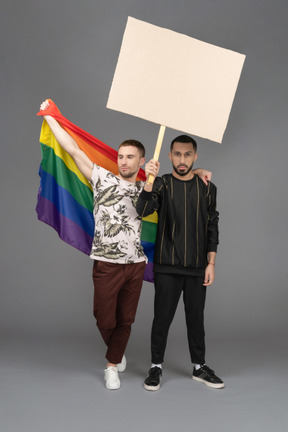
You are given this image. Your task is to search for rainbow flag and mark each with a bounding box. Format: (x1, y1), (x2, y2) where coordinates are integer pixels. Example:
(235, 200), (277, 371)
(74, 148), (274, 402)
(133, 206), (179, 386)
(36, 100), (157, 282)
(140, 211), (157, 282)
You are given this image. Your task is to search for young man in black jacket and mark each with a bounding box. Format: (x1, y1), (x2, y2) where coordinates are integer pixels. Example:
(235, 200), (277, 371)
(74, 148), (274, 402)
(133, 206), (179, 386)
(136, 135), (224, 390)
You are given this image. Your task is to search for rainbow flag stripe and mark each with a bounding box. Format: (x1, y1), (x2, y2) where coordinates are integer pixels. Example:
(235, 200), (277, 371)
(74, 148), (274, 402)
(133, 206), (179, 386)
(141, 211), (158, 282)
(36, 100), (157, 282)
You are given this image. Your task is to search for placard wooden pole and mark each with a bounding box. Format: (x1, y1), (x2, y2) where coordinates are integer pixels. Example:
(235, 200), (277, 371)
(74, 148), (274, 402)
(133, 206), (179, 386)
(147, 124), (166, 184)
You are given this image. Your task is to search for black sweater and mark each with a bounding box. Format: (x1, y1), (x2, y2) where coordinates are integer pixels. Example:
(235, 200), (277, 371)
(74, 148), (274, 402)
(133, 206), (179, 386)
(136, 174), (219, 276)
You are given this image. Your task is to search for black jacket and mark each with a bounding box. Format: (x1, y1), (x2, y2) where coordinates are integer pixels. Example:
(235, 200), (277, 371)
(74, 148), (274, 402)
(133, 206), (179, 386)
(136, 174), (219, 276)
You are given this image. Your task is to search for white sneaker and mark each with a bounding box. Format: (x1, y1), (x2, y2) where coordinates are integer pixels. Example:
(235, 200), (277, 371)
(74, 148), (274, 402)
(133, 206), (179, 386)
(104, 366), (121, 390)
(117, 355), (127, 373)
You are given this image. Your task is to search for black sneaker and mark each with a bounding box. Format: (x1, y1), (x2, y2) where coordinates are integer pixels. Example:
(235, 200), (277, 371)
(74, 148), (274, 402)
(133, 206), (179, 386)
(192, 365), (224, 389)
(144, 366), (162, 391)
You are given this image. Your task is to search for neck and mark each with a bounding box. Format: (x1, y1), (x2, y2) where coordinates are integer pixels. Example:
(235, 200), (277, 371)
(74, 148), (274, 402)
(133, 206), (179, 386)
(172, 171), (195, 181)
(118, 173), (137, 183)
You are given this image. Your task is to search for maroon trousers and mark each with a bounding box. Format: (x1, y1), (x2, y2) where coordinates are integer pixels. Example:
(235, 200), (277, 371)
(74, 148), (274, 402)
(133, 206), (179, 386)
(92, 260), (146, 364)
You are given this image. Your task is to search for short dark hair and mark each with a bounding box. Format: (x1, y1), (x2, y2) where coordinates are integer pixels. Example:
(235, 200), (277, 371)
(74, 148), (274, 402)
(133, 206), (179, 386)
(119, 139), (145, 158)
(170, 135), (197, 152)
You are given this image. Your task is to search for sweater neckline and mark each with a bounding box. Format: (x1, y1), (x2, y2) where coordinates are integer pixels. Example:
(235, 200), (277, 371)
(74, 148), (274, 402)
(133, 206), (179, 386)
(170, 173), (197, 183)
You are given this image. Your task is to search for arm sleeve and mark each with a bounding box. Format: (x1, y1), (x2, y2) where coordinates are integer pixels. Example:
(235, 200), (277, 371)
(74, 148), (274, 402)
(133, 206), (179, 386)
(89, 164), (99, 188)
(89, 164), (110, 188)
(207, 183), (219, 253)
(136, 177), (164, 217)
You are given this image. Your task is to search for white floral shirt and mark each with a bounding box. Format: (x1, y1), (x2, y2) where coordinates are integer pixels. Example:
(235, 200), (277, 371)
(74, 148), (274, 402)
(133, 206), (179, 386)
(89, 165), (147, 264)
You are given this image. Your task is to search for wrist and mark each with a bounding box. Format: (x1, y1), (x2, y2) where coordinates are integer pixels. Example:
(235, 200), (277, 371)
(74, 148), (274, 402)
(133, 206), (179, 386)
(43, 114), (54, 123)
(144, 182), (153, 192)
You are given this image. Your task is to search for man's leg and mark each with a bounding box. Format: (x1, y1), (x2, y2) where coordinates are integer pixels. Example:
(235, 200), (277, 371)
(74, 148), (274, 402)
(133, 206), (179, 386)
(92, 260), (125, 358)
(183, 277), (224, 388)
(183, 276), (207, 365)
(151, 273), (183, 364)
(105, 261), (146, 364)
(144, 273), (183, 391)
(92, 260), (126, 390)
(92, 260), (145, 390)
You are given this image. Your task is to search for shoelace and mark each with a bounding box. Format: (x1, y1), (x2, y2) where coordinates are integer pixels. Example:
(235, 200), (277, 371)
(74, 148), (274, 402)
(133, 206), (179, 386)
(107, 368), (119, 383)
(150, 367), (161, 377)
(200, 365), (215, 377)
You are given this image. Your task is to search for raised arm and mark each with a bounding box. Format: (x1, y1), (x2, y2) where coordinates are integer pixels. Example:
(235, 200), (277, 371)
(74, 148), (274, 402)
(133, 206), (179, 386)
(143, 159), (160, 192)
(39, 100), (93, 181)
(136, 159), (162, 217)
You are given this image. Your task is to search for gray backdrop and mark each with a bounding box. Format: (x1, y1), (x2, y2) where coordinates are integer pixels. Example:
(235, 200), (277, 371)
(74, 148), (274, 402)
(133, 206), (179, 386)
(1, 1), (287, 431)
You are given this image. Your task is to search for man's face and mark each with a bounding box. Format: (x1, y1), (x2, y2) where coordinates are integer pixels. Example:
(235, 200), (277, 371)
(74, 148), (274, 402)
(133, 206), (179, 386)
(169, 142), (198, 177)
(117, 145), (145, 180)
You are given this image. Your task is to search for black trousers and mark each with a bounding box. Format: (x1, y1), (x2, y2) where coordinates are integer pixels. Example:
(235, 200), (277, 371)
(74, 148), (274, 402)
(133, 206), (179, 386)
(151, 273), (207, 365)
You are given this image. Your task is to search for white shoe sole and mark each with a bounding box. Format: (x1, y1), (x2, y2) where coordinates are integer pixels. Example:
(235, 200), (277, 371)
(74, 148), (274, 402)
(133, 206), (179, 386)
(144, 377), (161, 391)
(105, 382), (121, 390)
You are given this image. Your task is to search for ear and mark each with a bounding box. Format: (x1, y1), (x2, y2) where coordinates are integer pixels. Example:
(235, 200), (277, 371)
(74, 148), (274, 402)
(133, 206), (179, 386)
(139, 157), (145, 166)
(194, 153), (198, 163)
(168, 152), (172, 162)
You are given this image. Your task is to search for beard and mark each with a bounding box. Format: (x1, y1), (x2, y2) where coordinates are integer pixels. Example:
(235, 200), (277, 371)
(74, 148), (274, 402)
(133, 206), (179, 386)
(119, 167), (138, 179)
(173, 163), (193, 177)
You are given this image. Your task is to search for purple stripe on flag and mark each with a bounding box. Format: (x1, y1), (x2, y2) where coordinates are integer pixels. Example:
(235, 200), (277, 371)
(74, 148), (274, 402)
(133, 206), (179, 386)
(36, 196), (93, 255)
(143, 261), (154, 283)
(39, 168), (94, 237)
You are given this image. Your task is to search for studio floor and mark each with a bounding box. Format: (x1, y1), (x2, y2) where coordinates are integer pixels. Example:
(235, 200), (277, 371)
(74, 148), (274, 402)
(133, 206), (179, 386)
(1, 332), (287, 432)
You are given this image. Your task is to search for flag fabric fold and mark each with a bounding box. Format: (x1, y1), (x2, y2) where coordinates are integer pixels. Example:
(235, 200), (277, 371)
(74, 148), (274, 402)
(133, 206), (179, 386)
(36, 100), (157, 282)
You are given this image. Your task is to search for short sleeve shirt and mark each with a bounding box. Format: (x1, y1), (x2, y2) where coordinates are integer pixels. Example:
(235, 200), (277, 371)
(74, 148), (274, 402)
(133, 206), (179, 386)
(89, 165), (147, 264)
